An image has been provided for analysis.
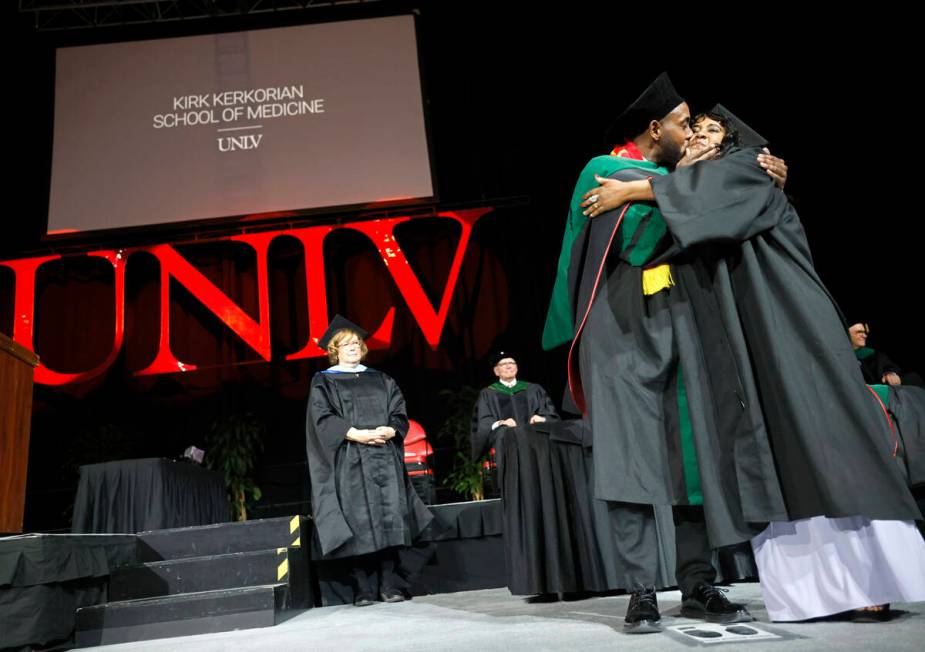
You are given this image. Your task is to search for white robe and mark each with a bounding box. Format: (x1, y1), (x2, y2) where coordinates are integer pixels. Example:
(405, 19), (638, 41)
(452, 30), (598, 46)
(752, 516), (925, 621)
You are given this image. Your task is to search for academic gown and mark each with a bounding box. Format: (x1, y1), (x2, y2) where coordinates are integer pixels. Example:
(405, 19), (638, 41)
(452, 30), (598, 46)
(556, 149), (920, 550)
(553, 154), (772, 549)
(881, 384), (925, 487)
(855, 347), (902, 385)
(470, 381), (559, 460)
(649, 148), (921, 528)
(306, 368), (433, 559)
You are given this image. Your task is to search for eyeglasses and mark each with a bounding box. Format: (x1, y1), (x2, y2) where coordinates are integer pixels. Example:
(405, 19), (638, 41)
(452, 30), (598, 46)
(338, 340), (360, 348)
(496, 361), (517, 367)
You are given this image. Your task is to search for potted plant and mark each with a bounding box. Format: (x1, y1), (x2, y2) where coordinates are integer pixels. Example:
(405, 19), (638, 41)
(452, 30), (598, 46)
(436, 386), (487, 501)
(204, 412), (266, 521)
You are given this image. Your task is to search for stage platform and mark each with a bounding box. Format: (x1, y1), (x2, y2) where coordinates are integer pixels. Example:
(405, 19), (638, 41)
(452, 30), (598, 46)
(0, 503), (506, 649)
(73, 584), (924, 652)
(3, 497), (917, 650)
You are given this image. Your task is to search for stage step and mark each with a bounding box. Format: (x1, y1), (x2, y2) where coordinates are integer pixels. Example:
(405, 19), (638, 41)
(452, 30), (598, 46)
(137, 514), (305, 561)
(109, 546), (310, 605)
(74, 583), (290, 647)
(75, 515), (315, 646)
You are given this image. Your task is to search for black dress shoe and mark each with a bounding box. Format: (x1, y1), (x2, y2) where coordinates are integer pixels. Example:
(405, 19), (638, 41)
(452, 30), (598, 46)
(526, 593), (559, 604)
(680, 584), (753, 623)
(380, 589), (406, 603)
(624, 585), (662, 634)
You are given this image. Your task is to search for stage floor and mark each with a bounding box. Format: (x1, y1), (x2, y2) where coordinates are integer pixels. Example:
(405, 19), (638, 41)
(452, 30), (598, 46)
(77, 583), (924, 651)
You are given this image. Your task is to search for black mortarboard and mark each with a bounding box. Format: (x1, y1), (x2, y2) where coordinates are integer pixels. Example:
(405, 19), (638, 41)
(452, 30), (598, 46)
(606, 72), (685, 144)
(317, 314), (368, 351)
(709, 104), (768, 148)
(490, 351), (517, 367)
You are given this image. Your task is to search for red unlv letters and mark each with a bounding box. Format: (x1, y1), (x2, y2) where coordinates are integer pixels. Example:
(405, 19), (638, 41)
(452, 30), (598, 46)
(0, 209), (491, 385)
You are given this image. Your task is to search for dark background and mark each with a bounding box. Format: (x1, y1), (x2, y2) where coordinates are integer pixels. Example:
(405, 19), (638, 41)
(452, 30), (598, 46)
(5, 2), (922, 531)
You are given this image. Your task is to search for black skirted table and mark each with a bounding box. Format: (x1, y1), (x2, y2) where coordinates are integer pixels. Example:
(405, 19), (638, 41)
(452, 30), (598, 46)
(71, 458), (230, 534)
(0, 533), (137, 649)
(499, 420), (675, 595)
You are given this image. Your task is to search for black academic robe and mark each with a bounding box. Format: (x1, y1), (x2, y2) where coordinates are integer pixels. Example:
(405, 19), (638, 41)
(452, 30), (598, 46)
(568, 150), (920, 549)
(306, 369), (433, 559)
(470, 382), (559, 460)
(567, 164), (784, 549)
(650, 148), (921, 528)
(886, 385), (925, 487)
(857, 349), (902, 385)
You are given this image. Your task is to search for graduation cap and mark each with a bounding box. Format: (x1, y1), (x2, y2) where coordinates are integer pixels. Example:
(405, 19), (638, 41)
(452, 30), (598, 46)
(490, 351), (518, 367)
(709, 104), (768, 148)
(317, 314), (368, 351)
(606, 72), (685, 144)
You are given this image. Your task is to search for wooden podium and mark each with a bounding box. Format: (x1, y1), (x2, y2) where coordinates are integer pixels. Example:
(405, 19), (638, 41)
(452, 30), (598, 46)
(1, 332), (39, 534)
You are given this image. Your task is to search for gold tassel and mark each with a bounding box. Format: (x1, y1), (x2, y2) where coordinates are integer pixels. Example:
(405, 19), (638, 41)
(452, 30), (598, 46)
(642, 264), (674, 296)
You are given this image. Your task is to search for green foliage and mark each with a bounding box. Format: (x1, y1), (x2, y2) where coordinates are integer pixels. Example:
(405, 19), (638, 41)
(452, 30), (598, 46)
(436, 385), (486, 500)
(204, 412), (266, 521)
(443, 451), (486, 501)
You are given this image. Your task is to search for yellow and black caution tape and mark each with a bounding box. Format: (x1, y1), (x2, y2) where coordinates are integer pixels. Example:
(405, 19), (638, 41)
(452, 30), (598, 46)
(277, 547), (289, 581)
(289, 515), (301, 548)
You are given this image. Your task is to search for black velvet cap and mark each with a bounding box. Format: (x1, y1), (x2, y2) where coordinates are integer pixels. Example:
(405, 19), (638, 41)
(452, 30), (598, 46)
(490, 351), (517, 367)
(709, 103), (768, 148)
(606, 72), (685, 143)
(317, 314), (368, 350)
